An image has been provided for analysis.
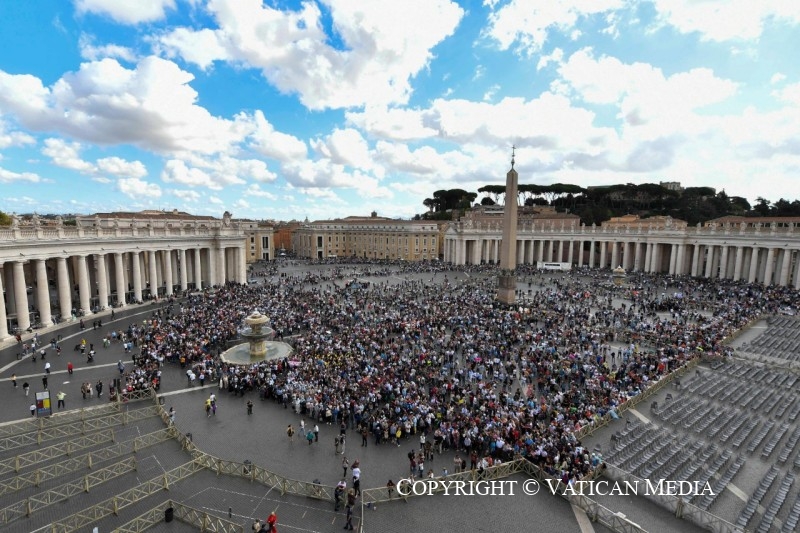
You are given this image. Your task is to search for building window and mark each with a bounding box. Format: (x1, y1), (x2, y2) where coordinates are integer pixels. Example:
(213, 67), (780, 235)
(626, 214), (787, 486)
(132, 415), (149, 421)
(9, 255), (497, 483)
(250, 236), (255, 243)
(262, 236), (269, 248)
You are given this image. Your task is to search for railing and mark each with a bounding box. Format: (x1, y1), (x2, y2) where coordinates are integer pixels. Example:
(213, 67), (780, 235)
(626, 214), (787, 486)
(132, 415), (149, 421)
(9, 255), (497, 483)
(0, 429), (115, 476)
(112, 500), (244, 533)
(0, 403), (120, 439)
(0, 428), (172, 497)
(602, 464), (744, 533)
(49, 460), (204, 533)
(0, 404), (159, 453)
(0, 456), (137, 525)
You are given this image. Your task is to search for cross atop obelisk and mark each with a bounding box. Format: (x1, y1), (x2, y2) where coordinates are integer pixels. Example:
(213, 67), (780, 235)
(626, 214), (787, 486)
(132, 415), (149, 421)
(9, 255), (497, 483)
(497, 146), (518, 304)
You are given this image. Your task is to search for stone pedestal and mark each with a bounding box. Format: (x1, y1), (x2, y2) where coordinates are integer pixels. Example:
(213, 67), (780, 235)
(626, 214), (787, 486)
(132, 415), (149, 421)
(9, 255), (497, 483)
(497, 274), (517, 305)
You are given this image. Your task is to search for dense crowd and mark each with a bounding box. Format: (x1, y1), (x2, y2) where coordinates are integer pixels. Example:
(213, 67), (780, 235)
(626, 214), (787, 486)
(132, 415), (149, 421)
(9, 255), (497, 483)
(119, 260), (797, 485)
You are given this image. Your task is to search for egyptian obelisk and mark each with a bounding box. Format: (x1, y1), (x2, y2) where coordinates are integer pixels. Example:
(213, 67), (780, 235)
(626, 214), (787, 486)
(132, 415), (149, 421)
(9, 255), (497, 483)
(497, 147), (518, 304)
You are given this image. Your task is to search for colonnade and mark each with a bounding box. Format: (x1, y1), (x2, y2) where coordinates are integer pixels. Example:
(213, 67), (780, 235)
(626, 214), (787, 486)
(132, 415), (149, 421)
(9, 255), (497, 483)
(0, 244), (247, 339)
(444, 234), (800, 289)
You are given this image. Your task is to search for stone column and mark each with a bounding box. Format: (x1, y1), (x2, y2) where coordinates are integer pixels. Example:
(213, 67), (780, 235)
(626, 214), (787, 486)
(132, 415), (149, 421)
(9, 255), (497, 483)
(148, 251), (158, 298)
(689, 245), (700, 277)
(779, 249), (791, 286)
(239, 246), (247, 283)
(794, 251), (800, 290)
(76, 256), (91, 316)
(674, 244), (685, 275)
(132, 252), (143, 302)
(589, 241), (596, 268)
(567, 240), (574, 264)
(577, 241), (583, 267)
(35, 259), (52, 325)
(179, 249), (188, 291)
(644, 243), (653, 273)
(208, 247), (217, 286)
(704, 246), (714, 278)
(611, 242), (619, 269)
(114, 253), (126, 307)
(57, 257), (72, 319)
(599, 242), (607, 269)
(0, 264), (8, 339)
(718, 246), (729, 279)
(163, 250), (173, 296)
(633, 242), (642, 271)
(732, 246), (743, 281)
(623, 242), (632, 270)
(4, 266), (15, 315)
(537, 241), (544, 263)
(194, 248), (203, 289)
(668, 245), (677, 275)
(558, 240), (565, 263)
(747, 248), (760, 283)
(217, 247), (226, 284)
(763, 248), (775, 285)
(96, 254), (109, 309)
(13, 261), (30, 330)
(546, 241), (554, 263)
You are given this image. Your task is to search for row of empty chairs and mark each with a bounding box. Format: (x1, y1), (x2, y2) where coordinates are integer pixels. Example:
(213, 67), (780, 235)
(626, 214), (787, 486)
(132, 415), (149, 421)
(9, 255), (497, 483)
(763, 423), (791, 459)
(736, 465), (780, 528)
(696, 455), (745, 510)
(781, 491), (800, 532)
(756, 472), (794, 533)
(778, 427), (800, 464)
(747, 420), (776, 454)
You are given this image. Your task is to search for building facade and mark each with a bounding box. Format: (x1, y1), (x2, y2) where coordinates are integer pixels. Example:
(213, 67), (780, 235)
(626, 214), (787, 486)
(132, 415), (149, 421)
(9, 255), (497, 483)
(444, 214), (800, 288)
(239, 220), (275, 262)
(294, 213), (441, 260)
(0, 211), (247, 339)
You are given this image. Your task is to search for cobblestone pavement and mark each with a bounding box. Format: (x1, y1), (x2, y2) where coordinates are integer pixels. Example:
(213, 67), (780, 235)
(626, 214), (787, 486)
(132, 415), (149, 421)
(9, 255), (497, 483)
(0, 264), (750, 532)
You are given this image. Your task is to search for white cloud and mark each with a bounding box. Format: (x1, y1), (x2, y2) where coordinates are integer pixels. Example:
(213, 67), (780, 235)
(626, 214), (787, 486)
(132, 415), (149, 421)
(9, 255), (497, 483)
(208, 195), (223, 205)
(157, 0), (465, 109)
(245, 184), (277, 200)
(0, 56), (251, 156)
(483, 84), (501, 102)
(118, 177), (162, 199)
(78, 34), (137, 62)
(0, 166), (42, 183)
(171, 189), (201, 202)
(770, 73), (787, 85)
(650, 0), (800, 42)
(75, 0), (176, 25)
(484, 0), (624, 55)
(345, 106), (437, 141)
(0, 119), (35, 149)
(42, 138), (95, 173)
(311, 128), (373, 170)
(233, 198), (250, 209)
(96, 156), (147, 179)
(161, 159), (220, 189)
(249, 111), (307, 162)
(91, 176), (112, 184)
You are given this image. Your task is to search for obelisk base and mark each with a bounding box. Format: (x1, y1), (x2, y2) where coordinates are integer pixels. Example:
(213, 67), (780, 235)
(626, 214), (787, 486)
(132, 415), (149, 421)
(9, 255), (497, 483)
(497, 274), (517, 305)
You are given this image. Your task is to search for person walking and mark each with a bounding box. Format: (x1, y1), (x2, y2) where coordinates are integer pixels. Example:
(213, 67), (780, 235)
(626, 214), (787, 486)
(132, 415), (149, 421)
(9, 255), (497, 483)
(56, 391), (66, 409)
(306, 429), (314, 445)
(344, 489), (356, 530)
(23, 382), (30, 396)
(286, 424), (295, 442)
(30, 403), (36, 417)
(96, 380), (103, 398)
(340, 433), (346, 455)
(341, 456), (349, 478)
(169, 407), (176, 425)
(44, 361), (51, 374)
(247, 400), (253, 415)
(42, 375), (48, 390)
(314, 423), (319, 442)
(11, 373), (16, 388)
(67, 361), (73, 375)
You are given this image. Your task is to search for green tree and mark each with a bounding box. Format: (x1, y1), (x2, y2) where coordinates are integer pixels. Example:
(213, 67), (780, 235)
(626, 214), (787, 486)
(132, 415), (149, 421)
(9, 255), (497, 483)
(0, 211), (10, 226)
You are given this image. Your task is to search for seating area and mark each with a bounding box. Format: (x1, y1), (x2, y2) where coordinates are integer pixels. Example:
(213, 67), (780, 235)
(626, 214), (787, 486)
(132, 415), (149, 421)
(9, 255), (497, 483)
(599, 350), (800, 531)
(739, 316), (800, 363)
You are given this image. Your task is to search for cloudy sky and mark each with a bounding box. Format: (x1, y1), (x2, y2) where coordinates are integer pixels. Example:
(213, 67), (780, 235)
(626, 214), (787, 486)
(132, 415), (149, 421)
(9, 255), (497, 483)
(0, 1), (798, 221)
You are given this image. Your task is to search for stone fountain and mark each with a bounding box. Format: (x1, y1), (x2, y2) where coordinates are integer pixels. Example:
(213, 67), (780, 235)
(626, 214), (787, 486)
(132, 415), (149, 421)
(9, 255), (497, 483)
(219, 310), (294, 365)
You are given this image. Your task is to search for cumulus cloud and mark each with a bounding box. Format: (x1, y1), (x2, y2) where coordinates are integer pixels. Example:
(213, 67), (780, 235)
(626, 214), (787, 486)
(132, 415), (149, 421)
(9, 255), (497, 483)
(78, 34), (137, 62)
(484, 0), (624, 55)
(171, 188), (201, 202)
(118, 177), (162, 199)
(245, 183), (277, 200)
(75, 0), (176, 25)
(0, 166), (42, 183)
(0, 119), (35, 149)
(42, 138), (95, 173)
(650, 0), (800, 42)
(249, 111), (307, 162)
(157, 0), (465, 109)
(96, 156), (147, 179)
(0, 56), (250, 156)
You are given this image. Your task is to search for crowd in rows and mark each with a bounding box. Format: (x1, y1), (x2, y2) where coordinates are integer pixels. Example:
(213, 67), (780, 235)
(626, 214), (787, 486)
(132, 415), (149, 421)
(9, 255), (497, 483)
(121, 260), (796, 485)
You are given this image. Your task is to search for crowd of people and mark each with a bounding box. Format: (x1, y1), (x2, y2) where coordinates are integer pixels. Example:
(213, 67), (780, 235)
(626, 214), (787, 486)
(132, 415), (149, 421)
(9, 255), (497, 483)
(115, 259), (795, 488)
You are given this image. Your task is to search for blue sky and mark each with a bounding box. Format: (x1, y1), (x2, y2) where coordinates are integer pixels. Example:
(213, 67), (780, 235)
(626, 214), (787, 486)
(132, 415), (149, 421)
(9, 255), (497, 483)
(0, 0), (798, 221)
